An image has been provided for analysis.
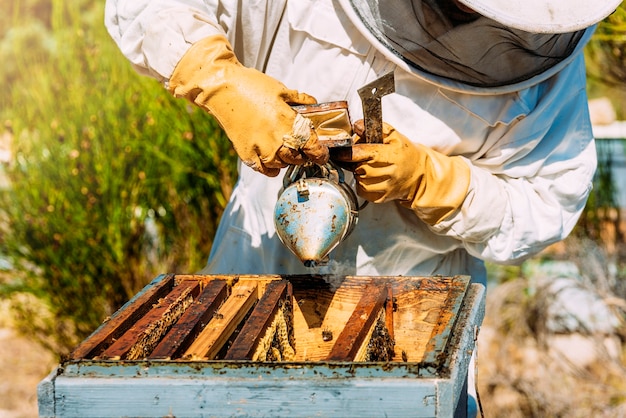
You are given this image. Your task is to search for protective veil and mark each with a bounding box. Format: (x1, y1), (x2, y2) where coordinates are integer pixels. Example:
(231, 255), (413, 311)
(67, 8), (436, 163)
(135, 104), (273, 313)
(349, 0), (585, 87)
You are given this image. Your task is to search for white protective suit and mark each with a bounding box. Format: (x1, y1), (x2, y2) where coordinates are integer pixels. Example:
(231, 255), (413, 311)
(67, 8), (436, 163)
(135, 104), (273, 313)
(104, 0), (597, 285)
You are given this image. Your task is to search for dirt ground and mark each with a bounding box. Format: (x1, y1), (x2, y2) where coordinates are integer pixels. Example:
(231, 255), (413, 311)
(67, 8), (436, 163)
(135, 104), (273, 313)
(0, 324), (56, 418)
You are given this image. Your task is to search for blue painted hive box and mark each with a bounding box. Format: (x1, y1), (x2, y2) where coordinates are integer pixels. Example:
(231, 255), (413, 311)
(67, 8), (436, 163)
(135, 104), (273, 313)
(38, 274), (485, 417)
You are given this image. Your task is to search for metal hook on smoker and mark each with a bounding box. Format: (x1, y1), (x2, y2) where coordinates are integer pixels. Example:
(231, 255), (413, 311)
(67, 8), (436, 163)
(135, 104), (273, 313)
(282, 161), (344, 189)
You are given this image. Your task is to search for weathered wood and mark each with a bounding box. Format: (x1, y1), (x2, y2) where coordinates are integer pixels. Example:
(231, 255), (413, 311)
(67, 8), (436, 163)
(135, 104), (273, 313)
(37, 368), (57, 418)
(149, 279), (229, 360)
(392, 284), (448, 362)
(290, 276), (360, 361)
(385, 283), (395, 343)
(422, 277), (469, 366)
(326, 283), (389, 361)
(224, 280), (292, 360)
(70, 274), (175, 360)
(389, 277), (470, 363)
(183, 281), (258, 360)
(98, 280), (201, 360)
(40, 275), (485, 418)
(48, 375), (440, 418)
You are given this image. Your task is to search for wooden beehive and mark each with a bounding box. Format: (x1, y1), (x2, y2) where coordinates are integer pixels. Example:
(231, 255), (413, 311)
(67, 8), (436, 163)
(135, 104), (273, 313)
(39, 274), (485, 418)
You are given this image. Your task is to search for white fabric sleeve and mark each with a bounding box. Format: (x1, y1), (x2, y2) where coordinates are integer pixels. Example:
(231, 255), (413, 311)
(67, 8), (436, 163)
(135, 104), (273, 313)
(104, 0), (225, 82)
(431, 56), (596, 264)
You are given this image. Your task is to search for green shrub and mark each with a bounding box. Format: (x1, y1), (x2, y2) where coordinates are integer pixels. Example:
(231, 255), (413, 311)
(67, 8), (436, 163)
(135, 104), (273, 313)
(0, 1), (236, 352)
(580, 3), (626, 256)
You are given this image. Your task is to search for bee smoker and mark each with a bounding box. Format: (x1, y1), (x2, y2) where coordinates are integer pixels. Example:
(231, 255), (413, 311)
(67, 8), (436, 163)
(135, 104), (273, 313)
(274, 73), (395, 267)
(274, 101), (359, 267)
(274, 160), (359, 268)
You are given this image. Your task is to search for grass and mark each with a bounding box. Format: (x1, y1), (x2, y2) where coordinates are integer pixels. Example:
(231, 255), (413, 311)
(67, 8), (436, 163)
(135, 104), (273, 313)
(0, 0), (237, 352)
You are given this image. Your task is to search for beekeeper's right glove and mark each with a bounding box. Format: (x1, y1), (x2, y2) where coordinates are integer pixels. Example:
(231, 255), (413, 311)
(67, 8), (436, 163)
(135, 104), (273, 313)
(333, 121), (471, 225)
(168, 35), (329, 177)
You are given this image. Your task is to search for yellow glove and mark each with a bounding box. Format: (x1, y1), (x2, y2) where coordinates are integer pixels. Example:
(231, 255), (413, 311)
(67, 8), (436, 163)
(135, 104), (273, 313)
(168, 35), (329, 177)
(334, 121), (471, 225)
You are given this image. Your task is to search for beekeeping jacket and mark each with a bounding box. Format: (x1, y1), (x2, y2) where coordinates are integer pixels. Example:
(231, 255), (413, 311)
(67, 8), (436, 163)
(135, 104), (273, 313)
(104, 0), (598, 285)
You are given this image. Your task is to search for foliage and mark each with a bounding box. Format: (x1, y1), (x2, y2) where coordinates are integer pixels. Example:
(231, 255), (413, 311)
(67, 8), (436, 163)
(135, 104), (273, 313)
(0, 0), (237, 352)
(480, 270), (626, 417)
(574, 139), (620, 240)
(578, 3), (626, 276)
(585, 1), (626, 118)
(586, 1), (626, 89)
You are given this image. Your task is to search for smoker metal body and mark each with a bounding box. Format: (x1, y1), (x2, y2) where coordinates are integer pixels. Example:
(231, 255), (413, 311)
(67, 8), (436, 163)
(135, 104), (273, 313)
(274, 164), (359, 267)
(38, 274), (485, 418)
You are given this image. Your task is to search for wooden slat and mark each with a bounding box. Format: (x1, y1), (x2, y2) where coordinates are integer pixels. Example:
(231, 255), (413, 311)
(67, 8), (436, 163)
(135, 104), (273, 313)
(326, 283), (389, 361)
(98, 280), (201, 360)
(224, 280), (291, 360)
(50, 375), (441, 418)
(149, 279), (229, 360)
(70, 274), (175, 360)
(390, 284), (449, 363)
(183, 281), (258, 360)
(290, 276), (364, 361)
(385, 284), (395, 343)
(421, 277), (469, 366)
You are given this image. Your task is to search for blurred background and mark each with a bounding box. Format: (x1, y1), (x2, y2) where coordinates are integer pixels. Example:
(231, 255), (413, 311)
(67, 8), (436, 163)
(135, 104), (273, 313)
(0, 1), (624, 417)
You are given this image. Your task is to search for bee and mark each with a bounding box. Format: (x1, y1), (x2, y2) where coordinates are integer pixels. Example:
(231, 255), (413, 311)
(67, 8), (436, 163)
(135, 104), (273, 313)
(321, 328), (333, 342)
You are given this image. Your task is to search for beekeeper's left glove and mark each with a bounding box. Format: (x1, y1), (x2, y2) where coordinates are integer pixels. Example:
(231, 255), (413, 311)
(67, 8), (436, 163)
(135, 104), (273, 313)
(333, 121), (470, 225)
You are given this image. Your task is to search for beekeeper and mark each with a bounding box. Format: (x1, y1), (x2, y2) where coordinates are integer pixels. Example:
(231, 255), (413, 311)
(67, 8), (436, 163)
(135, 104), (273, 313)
(104, 0), (619, 285)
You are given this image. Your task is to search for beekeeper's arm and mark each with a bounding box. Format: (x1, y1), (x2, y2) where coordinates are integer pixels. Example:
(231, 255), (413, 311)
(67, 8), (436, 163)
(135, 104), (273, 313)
(336, 58), (595, 264)
(449, 64), (596, 264)
(104, 0), (328, 177)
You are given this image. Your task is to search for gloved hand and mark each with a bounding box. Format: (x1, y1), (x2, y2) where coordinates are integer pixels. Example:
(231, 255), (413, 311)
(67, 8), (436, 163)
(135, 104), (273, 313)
(168, 35), (329, 177)
(334, 120), (471, 224)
